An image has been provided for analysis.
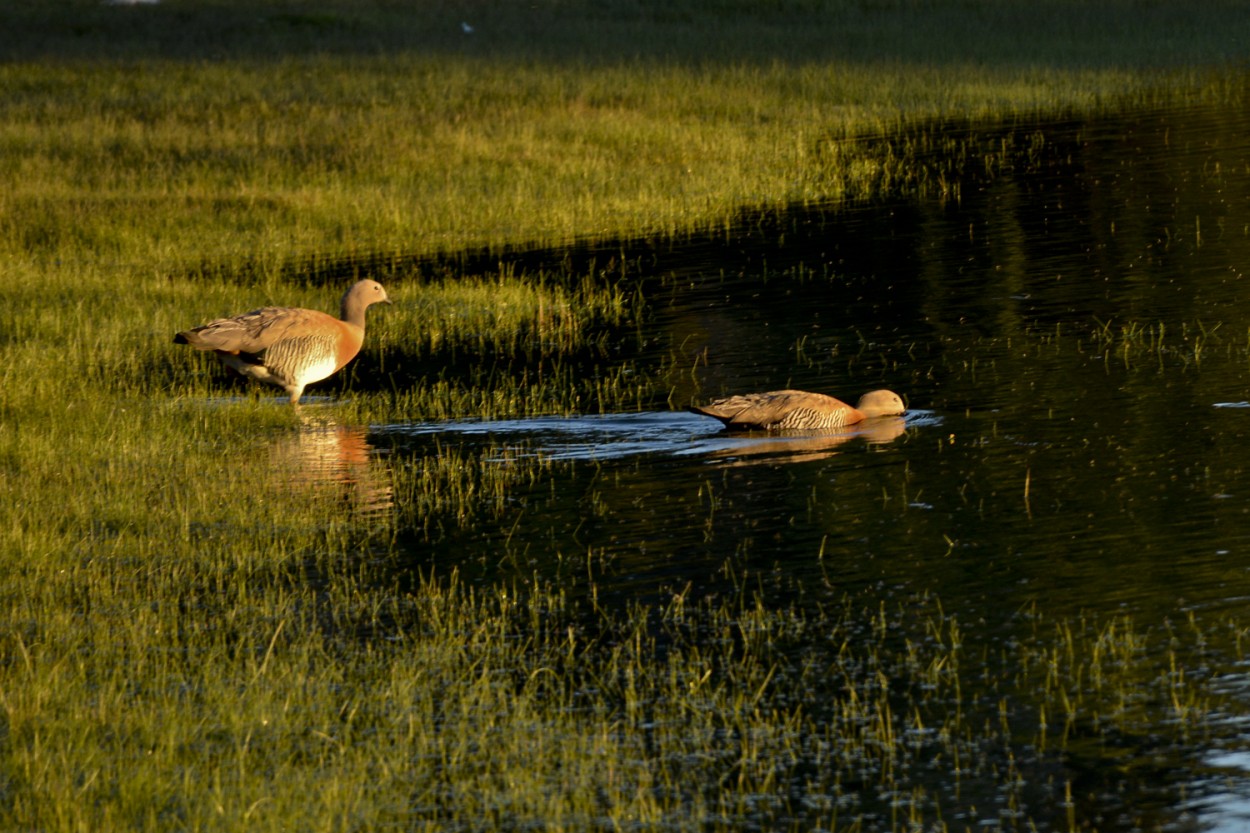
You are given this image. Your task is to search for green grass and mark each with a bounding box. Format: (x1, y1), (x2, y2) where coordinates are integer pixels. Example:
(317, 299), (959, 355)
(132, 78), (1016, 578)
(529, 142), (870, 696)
(3, 0), (1250, 829)
(2, 1), (1248, 272)
(4, 552), (1240, 830)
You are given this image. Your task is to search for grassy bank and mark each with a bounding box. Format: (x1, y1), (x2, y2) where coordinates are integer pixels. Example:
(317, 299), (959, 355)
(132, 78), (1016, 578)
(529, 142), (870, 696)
(3, 1), (1248, 272)
(2, 0), (1250, 829)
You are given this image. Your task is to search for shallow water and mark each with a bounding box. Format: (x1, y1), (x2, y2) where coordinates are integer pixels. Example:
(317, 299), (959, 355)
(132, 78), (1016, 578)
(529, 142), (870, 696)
(303, 97), (1250, 830)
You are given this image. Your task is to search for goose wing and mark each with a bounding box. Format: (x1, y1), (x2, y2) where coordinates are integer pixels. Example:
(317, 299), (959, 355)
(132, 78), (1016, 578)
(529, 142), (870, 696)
(176, 307), (339, 354)
(692, 390), (848, 428)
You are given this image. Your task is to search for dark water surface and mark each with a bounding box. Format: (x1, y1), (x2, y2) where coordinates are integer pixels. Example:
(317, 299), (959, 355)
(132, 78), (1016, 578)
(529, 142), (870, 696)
(325, 98), (1250, 830)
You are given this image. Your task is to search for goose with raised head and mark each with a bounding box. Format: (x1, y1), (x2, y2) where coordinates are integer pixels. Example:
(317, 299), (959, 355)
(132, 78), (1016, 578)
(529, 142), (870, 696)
(690, 389), (905, 431)
(174, 279), (391, 404)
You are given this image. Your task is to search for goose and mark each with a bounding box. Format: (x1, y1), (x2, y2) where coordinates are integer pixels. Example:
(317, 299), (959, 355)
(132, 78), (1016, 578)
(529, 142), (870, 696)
(690, 389), (905, 431)
(175, 279), (390, 404)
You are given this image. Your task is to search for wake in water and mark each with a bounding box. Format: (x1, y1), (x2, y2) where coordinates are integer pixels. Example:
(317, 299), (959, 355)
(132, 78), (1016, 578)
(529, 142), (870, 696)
(374, 410), (941, 464)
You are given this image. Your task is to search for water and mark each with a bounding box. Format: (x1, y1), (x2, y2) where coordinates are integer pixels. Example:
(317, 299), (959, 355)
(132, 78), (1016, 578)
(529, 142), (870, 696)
(307, 98), (1250, 830)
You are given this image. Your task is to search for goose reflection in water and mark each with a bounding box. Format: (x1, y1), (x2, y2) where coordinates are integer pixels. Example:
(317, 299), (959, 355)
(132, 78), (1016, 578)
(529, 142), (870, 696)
(269, 421), (393, 517)
(697, 413), (908, 466)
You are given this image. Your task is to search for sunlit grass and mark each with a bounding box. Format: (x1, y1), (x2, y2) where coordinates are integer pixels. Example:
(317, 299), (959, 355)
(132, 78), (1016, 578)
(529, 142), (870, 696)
(2, 2), (1247, 272)
(380, 267), (633, 360)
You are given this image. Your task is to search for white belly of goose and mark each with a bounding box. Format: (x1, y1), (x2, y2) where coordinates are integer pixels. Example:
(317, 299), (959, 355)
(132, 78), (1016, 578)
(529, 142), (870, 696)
(266, 334), (340, 386)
